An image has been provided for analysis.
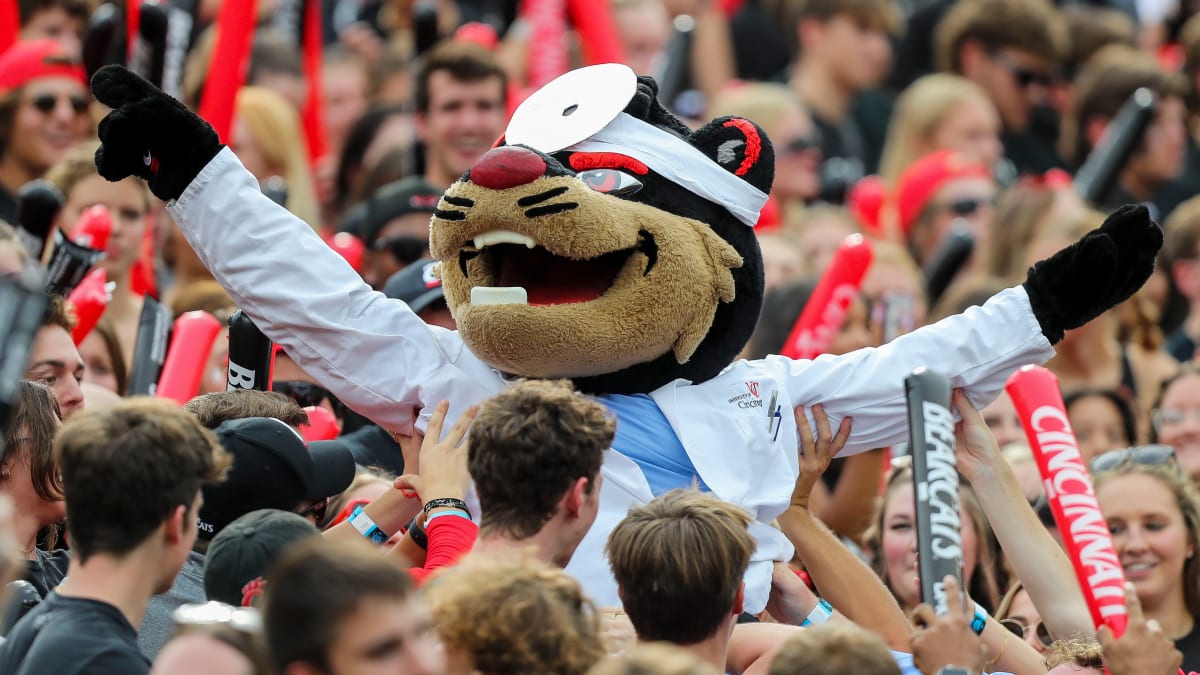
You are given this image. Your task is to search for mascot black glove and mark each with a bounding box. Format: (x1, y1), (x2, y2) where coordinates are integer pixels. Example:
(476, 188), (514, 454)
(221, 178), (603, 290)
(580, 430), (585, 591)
(90, 65), (221, 202)
(1023, 204), (1162, 344)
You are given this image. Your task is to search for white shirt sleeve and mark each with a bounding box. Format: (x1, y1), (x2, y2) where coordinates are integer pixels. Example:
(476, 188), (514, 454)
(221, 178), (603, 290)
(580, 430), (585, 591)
(766, 285), (1055, 455)
(167, 148), (496, 432)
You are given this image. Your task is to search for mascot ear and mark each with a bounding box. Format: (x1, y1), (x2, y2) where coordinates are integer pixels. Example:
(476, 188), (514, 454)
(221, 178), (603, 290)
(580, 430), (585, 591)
(689, 116), (775, 195)
(623, 76), (695, 138)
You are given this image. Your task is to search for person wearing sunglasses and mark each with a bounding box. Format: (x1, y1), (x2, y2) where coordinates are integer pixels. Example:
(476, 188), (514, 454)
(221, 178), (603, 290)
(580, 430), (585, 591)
(995, 580), (1053, 657)
(1093, 445), (1200, 672)
(0, 40), (90, 225)
(892, 150), (997, 277)
(151, 602), (272, 675)
(358, 176), (441, 291)
(933, 0), (1066, 175)
(1153, 367), (1200, 481)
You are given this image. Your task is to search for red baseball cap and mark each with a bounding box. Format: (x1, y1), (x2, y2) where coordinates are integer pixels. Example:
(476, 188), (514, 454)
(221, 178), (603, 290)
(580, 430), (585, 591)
(893, 150), (991, 235)
(0, 40), (87, 93)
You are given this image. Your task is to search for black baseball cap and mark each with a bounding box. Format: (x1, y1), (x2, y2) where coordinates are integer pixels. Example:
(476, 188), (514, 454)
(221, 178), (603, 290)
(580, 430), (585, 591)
(204, 509), (320, 607)
(362, 177), (441, 247)
(383, 259), (444, 313)
(197, 417), (356, 540)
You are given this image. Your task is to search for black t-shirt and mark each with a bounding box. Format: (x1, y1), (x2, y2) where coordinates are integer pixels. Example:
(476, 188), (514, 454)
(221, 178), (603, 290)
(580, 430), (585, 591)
(25, 548), (70, 598)
(0, 181), (14, 226)
(0, 592), (150, 675)
(1177, 620), (1200, 673)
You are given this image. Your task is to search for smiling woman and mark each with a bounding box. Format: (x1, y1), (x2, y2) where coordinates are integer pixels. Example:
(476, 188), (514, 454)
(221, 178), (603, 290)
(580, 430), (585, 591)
(1094, 460), (1200, 671)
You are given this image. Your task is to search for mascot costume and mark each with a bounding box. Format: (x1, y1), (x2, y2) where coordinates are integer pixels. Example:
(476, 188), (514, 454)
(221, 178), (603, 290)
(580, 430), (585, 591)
(89, 63), (1161, 611)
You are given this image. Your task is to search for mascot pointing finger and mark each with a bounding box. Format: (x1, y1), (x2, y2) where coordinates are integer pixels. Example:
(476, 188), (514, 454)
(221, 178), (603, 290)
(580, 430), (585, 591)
(90, 63), (1161, 611)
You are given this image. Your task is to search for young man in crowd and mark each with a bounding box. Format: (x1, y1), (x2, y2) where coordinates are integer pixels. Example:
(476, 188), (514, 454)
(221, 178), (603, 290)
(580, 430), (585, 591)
(0, 398), (229, 674)
(24, 294), (84, 418)
(1061, 46), (1188, 220)
(934, 0), (1067, 174)
(138, 416), (355, 658)
(18, 1), (89, 58)
(1163, 196), (1200, 361)
(464, 379), (611, 568)
(360, 176), (441, 291)
(0, 39), (90, 223)
(183, 389), (310, 431)
(264, 538), (445, 675)
(787, 0), (899, 197)
(413, 41), (507, 190)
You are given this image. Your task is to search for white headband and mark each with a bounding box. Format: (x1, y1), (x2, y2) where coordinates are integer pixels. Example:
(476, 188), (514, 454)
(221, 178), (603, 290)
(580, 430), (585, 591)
(564, 113), (768, 227)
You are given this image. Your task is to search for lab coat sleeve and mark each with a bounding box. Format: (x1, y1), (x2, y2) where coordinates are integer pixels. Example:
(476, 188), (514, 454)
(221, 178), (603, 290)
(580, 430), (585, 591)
(167, 148), (471, 432)
(767, 285), (1055, 455)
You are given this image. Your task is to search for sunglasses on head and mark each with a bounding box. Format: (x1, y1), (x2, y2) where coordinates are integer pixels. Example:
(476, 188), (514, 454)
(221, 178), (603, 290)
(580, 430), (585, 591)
(173, 601), (262, 634)
(1000, 618), (1053, 647)
(28, 93), (88, 115)
(1089, 444), (1176, 473)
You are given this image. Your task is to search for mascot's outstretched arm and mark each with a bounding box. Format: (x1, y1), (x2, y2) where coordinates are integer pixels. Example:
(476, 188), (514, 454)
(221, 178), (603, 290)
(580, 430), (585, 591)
(778, 203), (1160, 454)
(90, 66), (500, 432)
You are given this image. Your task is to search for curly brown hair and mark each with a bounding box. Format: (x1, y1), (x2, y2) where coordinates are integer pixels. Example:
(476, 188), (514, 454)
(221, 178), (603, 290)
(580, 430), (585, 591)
(934, 0), (1067, 74)
(427, 556), (605, 675)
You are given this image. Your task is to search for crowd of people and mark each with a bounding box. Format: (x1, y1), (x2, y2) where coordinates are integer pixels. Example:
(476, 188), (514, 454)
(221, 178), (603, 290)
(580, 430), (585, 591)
(2, 0), (1200, 673)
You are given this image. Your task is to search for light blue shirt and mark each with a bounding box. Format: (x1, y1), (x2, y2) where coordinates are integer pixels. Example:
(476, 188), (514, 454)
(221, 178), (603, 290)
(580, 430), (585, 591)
(597, 393), (710, 496)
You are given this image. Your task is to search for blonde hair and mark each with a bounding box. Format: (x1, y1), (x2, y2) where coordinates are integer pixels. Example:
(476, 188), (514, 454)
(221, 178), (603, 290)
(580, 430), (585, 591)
(427, 556), (605, 675)
(707, 82), (805, 137)
(878, 74), (991, 185)
(1093, 462), (1200, 618)
(234, 87), (320, 229)
(45, 140), (151, 210)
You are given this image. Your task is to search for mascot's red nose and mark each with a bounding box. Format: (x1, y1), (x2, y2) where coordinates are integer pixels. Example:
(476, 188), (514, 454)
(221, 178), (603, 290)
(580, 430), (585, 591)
(469, 146), (547, 190)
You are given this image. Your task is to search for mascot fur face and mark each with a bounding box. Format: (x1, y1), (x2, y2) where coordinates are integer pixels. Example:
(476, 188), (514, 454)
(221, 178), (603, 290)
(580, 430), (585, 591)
(429, 69), (773, 394)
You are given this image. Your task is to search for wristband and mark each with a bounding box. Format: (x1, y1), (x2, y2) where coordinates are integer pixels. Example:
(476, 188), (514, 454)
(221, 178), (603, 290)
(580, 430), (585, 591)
(423, 498), (471, 519)
(971, 602), (988, 635)
(800, 598), (833, 627)
(349, 505), (390, 544)
(425, 510), (473, 527)
(406, 514), (428, 550)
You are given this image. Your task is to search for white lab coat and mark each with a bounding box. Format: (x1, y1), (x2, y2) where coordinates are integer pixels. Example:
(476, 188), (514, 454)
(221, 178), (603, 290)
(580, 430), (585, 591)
(168, 149), (1056, 611)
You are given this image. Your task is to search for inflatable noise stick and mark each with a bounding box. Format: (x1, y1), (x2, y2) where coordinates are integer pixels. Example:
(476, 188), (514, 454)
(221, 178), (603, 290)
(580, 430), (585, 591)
(155, 311), (222, 404)
(226, 310), (274, 392)
(905, 368), (964, 615)
(43, 205), (112, 297)
(0, 277), (49, 447)
(1074, 88), (1156, 208)
(923, 220), (974, 308)
(1006, 365), (1128, 638)
(126, 296), (173, 396)
(14, 180), (64, 263)
(68, 268), (111, 345)
(780, 234), (873, 360)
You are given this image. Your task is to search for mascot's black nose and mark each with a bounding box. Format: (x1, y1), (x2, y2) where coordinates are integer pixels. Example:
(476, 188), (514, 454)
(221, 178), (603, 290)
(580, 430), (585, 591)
(469, 146), (548, 190)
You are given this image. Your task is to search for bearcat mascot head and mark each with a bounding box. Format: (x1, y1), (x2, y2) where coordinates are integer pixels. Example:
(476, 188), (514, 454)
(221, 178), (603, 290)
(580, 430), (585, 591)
(430, 64), (772, 394)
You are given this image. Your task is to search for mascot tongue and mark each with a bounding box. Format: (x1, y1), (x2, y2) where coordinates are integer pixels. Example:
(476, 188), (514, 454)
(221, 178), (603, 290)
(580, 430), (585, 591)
(495, 245), (625, 305)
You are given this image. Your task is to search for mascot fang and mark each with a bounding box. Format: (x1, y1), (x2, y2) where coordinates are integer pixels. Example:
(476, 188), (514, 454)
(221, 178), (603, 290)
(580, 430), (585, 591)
(90, 63), (1161, 611)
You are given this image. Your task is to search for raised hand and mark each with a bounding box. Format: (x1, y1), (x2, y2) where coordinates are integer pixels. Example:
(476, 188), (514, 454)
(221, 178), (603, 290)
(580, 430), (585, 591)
(90, 65), (221, 202)
(909, 575), (986, 675)
(791, 404), (851, 510)
(1024, 204), (1162, 344)
(1098, 582), (1183, 675)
